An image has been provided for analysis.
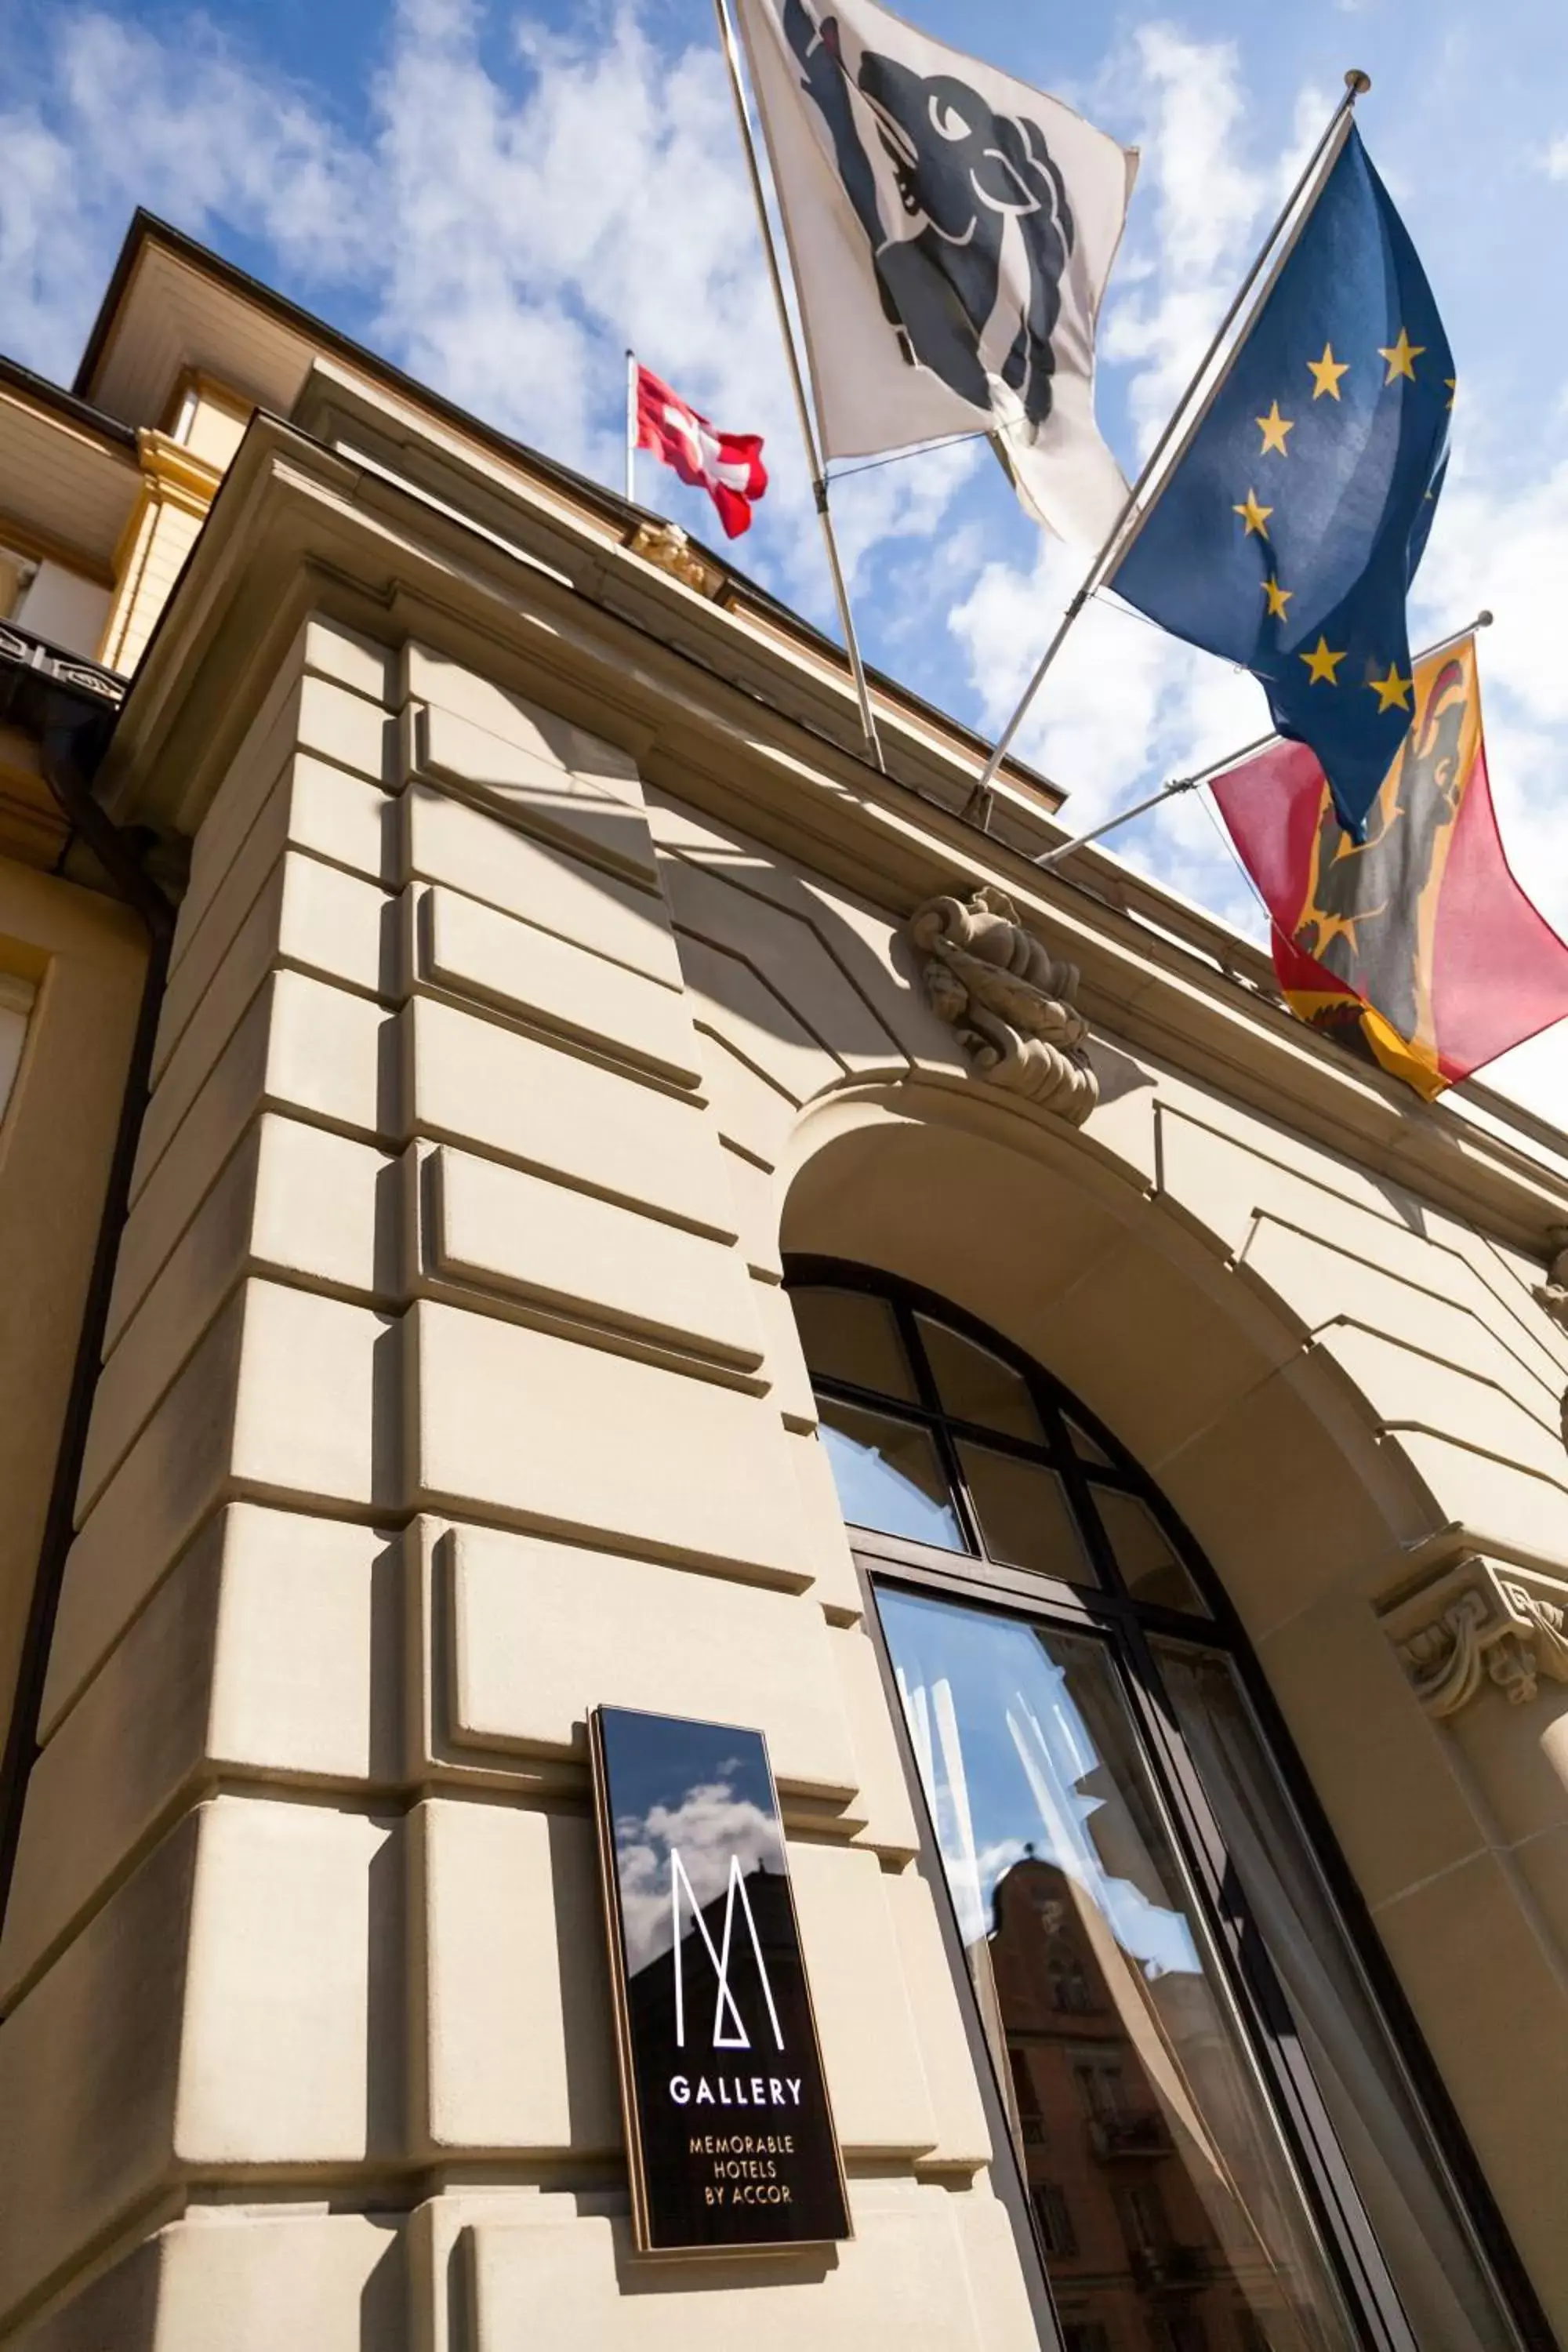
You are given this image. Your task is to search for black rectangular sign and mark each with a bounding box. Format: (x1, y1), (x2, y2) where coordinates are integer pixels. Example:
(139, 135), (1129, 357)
(590, 1705), (851, 2254)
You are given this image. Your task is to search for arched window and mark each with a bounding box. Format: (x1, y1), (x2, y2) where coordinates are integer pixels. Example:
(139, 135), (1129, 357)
(788, 1261), (1542, 2352)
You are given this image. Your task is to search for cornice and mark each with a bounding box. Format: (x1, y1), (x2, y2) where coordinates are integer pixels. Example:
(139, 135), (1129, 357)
(135, 427), (223, 513)
(289, 357), (1065, 836)
(100, 405), (1568, 1256)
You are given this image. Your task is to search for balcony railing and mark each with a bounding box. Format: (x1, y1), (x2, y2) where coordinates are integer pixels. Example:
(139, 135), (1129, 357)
(1087, 2111), (1172, 2160)
(0, 619), (125, 707)
(1130, 2244), (1211, 2293)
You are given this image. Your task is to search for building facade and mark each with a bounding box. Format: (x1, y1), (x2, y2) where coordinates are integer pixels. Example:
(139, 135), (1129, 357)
(1, 216), (1566, 2351)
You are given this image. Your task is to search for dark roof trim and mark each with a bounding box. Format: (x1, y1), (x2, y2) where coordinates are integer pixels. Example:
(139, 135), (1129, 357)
(0, 352), (138, 453)
(74, 212), (1048, 786)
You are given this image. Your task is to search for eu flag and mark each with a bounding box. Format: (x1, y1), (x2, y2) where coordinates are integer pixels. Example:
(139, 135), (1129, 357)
(1109, 125), (1452, 839)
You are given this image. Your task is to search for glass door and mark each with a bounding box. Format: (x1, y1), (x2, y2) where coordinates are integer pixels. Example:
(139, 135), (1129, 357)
(880, 1584), (1358, 2352)
(788, 1263), (1545, 2352)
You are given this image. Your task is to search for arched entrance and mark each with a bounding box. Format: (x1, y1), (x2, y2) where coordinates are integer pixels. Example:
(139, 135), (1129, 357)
(779, 1088), (1548, 2349)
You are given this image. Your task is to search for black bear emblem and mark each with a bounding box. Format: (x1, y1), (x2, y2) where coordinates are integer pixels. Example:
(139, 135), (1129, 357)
(783, 0), (1075, 426)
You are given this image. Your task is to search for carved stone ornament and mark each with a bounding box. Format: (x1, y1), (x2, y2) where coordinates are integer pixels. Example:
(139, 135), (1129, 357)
(1385, 1555), (1568, 1718)
(1532, 1225), (1568, 1333)
(906, 885), (1098, 1124)
(626, 519), (724, 598)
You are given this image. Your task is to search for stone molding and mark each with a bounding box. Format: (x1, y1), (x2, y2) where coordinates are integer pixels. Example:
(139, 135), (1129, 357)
(906, 884), (1098, 1124)
(1383, 1554), (1568, 1716)
(1529, 1229), (1568, 1455)
(134, 426), (226, 517)
(1533, 1226), (1568, 1333)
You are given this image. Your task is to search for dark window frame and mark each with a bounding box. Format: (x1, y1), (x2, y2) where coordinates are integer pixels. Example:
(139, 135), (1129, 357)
(1031, 2180), (1080, 2259)
(786, 1255), (1552, 2352)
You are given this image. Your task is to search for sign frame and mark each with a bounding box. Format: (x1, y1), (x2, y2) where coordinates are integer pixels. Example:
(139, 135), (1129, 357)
(589, 1704), (853, 2256)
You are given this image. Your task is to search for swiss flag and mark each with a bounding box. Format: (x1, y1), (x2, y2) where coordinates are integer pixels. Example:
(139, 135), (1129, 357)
(634, 364), (767, 539)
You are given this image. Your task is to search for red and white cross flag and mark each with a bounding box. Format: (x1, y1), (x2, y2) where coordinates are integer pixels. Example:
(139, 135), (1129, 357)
(633, 363), (768, 539)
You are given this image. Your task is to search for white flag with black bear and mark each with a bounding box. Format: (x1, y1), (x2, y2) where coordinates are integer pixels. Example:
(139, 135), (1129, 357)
(733, 0), (1137, 546)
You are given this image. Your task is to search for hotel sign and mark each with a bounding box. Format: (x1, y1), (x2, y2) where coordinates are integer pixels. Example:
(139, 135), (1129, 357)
(590, 1705), (851, 2253)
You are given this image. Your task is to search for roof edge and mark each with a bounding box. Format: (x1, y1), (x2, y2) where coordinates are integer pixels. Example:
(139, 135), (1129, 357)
(70, 211), (1063, 806)
(0, 351), (137, 453)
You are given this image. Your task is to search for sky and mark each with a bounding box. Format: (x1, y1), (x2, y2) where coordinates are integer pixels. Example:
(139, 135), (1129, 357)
(2, 0), (1566, 1118)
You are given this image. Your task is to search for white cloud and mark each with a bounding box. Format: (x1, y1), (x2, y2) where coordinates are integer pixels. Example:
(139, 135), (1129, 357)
(0, 0), (976, 615)
(365, 0), (979, 605)
(0, 9), (371, 381)
(615, 1778), (780, 1974)
(1091, 27), (1329, 456)
(1542, 136), (1568, 181)
(1097, 25), (1267, 447)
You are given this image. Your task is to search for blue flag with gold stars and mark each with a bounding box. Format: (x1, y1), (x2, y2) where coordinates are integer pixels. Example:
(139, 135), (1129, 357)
(1109, 124), (1452, 839)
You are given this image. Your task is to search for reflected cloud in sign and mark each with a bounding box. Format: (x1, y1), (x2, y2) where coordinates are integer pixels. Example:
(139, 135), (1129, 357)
(615, 1777), (782, 1975)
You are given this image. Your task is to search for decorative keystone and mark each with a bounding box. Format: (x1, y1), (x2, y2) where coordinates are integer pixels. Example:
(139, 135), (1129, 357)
(906, 884), (1098, 1124)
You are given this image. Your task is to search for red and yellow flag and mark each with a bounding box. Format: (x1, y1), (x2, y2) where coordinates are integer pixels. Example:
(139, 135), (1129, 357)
(1211, 635), (1568, 1098)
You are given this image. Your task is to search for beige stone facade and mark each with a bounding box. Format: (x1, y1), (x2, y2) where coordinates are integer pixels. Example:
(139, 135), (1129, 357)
(0, 222), (1566, 2350)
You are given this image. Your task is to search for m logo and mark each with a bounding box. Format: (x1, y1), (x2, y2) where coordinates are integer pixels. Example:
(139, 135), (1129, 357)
(592, 1706), (851, 2251)
(671, 1849), (786, 2053)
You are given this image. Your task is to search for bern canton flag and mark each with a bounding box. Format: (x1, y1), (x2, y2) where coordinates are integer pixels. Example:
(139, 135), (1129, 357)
(1211, 637), (1568, 1098)
(733, 0), (1137, 546)
(1110, 125), (1452, 838)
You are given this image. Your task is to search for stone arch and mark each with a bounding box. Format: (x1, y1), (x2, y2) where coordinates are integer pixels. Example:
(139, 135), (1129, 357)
(775, 1075), (1568, 2316)
(780, 1076), (1429, 1648)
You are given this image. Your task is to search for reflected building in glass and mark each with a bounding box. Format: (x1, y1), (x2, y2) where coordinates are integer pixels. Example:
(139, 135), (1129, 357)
(994, 1853), (1295, 2352)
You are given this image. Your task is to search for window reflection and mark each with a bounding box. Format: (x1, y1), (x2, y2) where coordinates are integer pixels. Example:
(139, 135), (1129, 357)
(918, 1313), (1045, 1441)
(815, 1396), (964, 1552)
(790, 1286), (917, 1401)
(880, 1588), (1356, 2352)
(958, 1443), (1096, 1584)
(793, 1273), (1523, 2352)
(1156, 1646), (1508, 2352)
(1092, 1488), (1209, 1617)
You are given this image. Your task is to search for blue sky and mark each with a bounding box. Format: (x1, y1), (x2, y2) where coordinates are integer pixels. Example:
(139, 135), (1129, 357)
(3, 0), (1566, 1112)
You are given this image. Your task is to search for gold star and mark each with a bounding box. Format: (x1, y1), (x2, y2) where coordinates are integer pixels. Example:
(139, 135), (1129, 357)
(1233, 487), (1272, 539)
(1301, 636), (1346, 686)
(1305, 911), (1364, 958)
(1255, 400), (1294, 456)
(1367, 661), (1413, 712)
(1378, 328), (1425, 384)
(1261, 575), (1293, 619)
(1445, 376), (1456, 408)
(1308, 343), (1349, 400)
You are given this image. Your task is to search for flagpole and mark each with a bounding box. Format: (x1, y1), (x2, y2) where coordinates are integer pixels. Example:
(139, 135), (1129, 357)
(962, 68), (1371, 829)
(1031, 609), (1494, 872)
(626, 348), (637, 504)
(710, 0), (886, 773)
